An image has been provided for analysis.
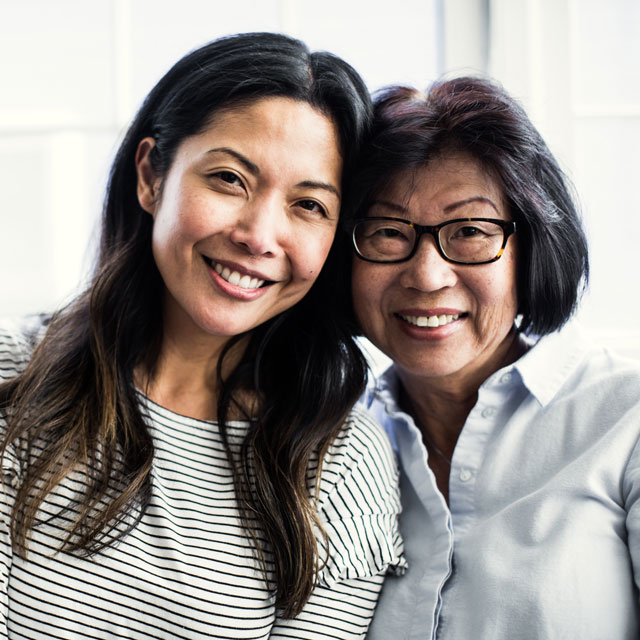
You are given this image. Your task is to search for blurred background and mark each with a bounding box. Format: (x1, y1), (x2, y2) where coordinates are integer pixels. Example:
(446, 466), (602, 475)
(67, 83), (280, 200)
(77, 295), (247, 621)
(1, 0), (639, 359)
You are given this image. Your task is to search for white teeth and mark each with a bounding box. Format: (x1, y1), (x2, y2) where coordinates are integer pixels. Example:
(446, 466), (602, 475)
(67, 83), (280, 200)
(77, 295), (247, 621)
(210, 261), (265, 289)
(401, 313), (460, 328)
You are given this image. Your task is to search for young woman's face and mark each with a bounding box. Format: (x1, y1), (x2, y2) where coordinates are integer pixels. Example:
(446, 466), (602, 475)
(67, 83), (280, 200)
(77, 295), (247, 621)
(136, 97), (342, 349)
(351, 152), (519, 390)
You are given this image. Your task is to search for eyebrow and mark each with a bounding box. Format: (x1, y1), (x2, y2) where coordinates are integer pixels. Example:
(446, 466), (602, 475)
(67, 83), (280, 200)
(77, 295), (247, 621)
(443, 196), (500, 214)
(371, 196), (499, 216)
(296, 180), (340, 199)
(205, 147), (260, 175)
(371, 199), (408, 215)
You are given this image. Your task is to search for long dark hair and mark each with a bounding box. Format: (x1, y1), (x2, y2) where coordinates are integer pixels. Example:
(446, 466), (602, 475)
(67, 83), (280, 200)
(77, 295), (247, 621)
(348, 77), (589, 335)
(0, 32), (371, 617)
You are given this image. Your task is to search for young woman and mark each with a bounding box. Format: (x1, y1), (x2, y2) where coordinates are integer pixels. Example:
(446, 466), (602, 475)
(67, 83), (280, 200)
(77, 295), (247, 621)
(0, 33), (404, 640)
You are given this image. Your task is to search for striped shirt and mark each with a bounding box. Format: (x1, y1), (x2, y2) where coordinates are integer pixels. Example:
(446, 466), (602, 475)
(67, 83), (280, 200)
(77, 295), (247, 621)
(0, 317), (405, 639)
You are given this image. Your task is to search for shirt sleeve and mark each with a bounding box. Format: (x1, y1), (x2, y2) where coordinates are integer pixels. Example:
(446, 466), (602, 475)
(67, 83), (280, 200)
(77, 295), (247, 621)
(0, 447), (18, 639)
(269, 407), (406, 639)
(0, 415), (21, 640)
(623, 422), (640, 600)
(0, 317), (37, 638)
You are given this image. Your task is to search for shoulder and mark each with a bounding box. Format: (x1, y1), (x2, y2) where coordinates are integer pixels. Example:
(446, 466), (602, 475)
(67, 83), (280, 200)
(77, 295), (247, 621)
(317, 408), (406, 588)
(315, 406), (400, 519)
(0, 315), (48, 480)
(315, 406), (406, 585)
(0, 314), (50, 381)
(336, 405), (395, 455)
(519, 323), (640, 411)
(563, 343), (640, 411)
(322, 406), (397, 483)
(579, 344), (640, 382)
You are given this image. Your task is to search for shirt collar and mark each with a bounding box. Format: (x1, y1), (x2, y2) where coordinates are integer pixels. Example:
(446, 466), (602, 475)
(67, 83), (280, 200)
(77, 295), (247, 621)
(366, 320), (591, 411)
(512, 321), (591, 406)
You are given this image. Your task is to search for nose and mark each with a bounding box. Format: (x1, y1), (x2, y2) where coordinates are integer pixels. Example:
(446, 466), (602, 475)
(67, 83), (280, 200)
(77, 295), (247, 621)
(229, 193), (284, 257)
(399, 233), (458, 292)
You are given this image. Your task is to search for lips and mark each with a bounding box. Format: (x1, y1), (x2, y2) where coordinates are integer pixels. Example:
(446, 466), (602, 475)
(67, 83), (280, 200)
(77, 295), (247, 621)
(203, 257), (272, 290)
(396, 311), (466, 328)
(399, 313), (459, 327)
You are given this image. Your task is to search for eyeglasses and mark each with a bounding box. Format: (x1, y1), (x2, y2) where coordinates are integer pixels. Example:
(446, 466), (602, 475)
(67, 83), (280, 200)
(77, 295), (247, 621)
(351, 217), (517, 265)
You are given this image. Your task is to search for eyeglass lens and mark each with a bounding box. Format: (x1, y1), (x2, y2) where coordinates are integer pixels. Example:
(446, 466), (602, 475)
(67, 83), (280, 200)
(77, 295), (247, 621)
(354, 218), (508, 263)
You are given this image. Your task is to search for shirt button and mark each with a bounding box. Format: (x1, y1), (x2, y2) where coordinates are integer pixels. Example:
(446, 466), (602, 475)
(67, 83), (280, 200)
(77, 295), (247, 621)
(500, 372), (513, 384)
(459, 469), (472, 482)
(481, 406), (496, 418)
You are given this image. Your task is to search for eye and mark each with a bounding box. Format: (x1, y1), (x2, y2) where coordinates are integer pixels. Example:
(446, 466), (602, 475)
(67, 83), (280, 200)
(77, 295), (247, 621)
(375, 227), (407, 239)
(296, 199), (328, 217)
(455, 225), (484, 238)
(448, 221), (500, 240)
(361, 221), (412, 242)
(209, 170), (244, 187)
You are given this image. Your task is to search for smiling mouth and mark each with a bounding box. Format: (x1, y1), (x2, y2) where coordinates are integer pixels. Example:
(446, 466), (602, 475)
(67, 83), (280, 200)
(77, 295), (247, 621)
(205, 258), (269, 289)
(397, 313), (464, 328)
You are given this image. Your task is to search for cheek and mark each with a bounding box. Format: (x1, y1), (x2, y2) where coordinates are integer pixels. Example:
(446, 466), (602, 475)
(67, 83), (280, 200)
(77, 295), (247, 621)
(351, 262), (366, 307)
(162, 183), (217, 228)
(151, 218), (188, 271)
(472, 263), (518, 332)
(172, 193), (216, 238)
(294, 226), (337, 280)
(351, 261), (383, 323)
(498, 256), (519, 314)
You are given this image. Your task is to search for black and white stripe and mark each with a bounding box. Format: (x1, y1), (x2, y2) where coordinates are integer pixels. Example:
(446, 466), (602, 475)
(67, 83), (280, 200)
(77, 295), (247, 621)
(0, 318), (405, 639)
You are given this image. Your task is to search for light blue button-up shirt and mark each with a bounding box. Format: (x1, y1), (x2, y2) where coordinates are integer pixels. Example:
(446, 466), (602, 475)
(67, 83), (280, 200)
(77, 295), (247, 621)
(363, 323), (640, 639)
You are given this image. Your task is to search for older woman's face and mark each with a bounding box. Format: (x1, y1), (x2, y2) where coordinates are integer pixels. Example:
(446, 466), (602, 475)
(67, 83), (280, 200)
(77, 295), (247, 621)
(352, 152), (518, 388)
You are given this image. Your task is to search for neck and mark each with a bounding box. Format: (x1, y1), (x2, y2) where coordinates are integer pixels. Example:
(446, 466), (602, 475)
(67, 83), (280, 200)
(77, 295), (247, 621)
(398, 328), (527, 454)
(136, 323), (249, 423)
(398, 380), (470, 460)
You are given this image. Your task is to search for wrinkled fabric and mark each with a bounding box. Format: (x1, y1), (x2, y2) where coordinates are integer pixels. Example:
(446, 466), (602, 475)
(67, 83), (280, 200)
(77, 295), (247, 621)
(363, 322), (640, 640)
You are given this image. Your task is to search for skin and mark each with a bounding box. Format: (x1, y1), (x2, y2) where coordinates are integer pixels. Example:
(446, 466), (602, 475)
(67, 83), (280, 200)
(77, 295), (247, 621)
(352, 151), (525, 500)
(135, 97), (343, 420)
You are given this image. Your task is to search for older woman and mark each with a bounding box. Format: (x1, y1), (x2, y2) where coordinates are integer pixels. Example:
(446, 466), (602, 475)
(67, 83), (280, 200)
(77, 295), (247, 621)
(350, 77), (640, 638)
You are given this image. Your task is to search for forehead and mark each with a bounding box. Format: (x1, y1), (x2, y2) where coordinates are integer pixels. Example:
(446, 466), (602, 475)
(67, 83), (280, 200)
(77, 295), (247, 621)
(200, 97), (339, 148)
(170, 96), (343, 188)
(375, 151), (507, 217)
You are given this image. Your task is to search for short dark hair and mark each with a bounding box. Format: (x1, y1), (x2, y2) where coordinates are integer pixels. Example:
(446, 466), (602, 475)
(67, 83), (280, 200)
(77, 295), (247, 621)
(349, 77), (589, 335)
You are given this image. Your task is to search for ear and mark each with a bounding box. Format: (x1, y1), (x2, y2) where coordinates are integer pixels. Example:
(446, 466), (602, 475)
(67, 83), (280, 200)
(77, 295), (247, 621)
(135, 137), (161, 215)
